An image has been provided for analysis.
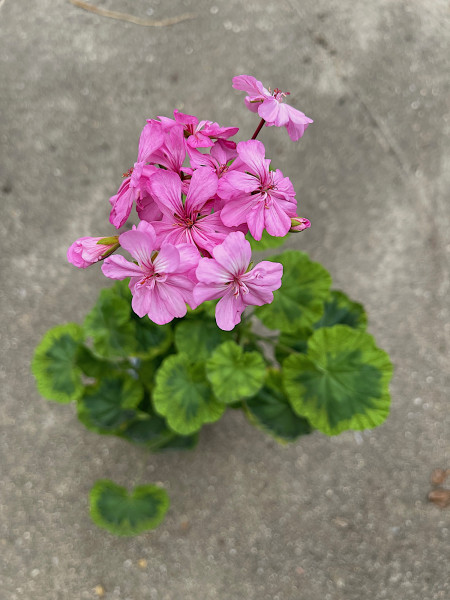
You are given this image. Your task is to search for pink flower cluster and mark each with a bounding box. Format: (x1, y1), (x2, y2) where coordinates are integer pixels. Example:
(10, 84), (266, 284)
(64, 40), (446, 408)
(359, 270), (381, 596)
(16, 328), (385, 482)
(67, 75), (313, 330)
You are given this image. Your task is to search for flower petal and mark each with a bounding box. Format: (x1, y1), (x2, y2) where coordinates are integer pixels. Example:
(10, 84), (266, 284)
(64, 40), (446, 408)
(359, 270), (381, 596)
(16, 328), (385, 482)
(102, 255), (144, 280)
(215, 287), (246, 331)
(149, 170), (183, 218)
(236, 140), (268, 180)
(212, 231), (251, 276)
(185, 168), (218, 214)
(119, 229), (155, 269)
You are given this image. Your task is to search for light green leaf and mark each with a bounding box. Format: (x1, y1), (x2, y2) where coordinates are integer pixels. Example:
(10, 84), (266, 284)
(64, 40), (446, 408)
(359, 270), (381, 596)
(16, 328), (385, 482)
(153, 354), (225, 435)
(255, 250), (332, 331)
(206, 341), (266, 404)
(84, 287), (136, 359)
(90, 479), (169, 536)
(175, 320), (231, 360)
(77, 375), (143, 434)
(32, 323), (84, 403)
(245, 369), (312, 442)
(283, 325), (393, 435)
(246, 230), (289, 251)
(313, 290), (367, 330)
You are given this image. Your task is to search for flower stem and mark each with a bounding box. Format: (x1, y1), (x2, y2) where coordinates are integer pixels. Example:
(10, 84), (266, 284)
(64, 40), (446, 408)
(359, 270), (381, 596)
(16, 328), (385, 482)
(251, 118), (265, 140)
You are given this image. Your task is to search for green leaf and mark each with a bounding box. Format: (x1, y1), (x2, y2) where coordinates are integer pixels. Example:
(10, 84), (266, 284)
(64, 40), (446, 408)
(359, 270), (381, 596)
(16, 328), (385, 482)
(255, 250), (332, 331)
(90, 479), (169, 536)
(84, 287), (136, 359)
(245, 370), (312, 442)
(313, 290), (367, 330)
(77, 375), (143, 434)
(120, 413), (199, 453)
(246, 230), (289, 251)
(153, 354), (225, 435)
(175, 320), (231, 360)
(275, 327), (313, 363)
(283, 325), (393, 435)
(75, 345), (116, 379)
(133, 317), (173, 360)
(32, 323), (84, 403)
(206, 341), (266, 404)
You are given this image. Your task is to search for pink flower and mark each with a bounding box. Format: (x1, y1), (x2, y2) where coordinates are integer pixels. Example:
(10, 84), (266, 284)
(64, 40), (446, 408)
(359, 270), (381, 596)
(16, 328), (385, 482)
(102, 222), (199, 325)
(159, 111), (239, 148)
(218, 140), (297, 240)
(109, 120), (163, 228)
(148, 168), (235, 255)
(67, 236), (119, 269)
(233, 74), (313, 141)
(194, 232), (283, 331)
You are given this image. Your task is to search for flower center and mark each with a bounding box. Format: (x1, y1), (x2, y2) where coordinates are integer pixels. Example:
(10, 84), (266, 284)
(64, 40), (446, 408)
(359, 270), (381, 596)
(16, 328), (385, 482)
(272, 87), (290, 103)
(122, 167), (134, 178)
(230, 276), (249, 298)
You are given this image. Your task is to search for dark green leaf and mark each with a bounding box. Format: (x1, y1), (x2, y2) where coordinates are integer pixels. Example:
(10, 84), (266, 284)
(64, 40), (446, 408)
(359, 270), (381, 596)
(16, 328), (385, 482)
(275, 327), (313, 363)
(175, 320), (231, 360)
(32, 323), (84, 403)
(78, 375), (143, 434)
(90, 479), (169, 536)
(314, 290), (367, 330)
(283, 325), (393, 435)
(255, 250), (332, 331)
(245, 370), (312, 442)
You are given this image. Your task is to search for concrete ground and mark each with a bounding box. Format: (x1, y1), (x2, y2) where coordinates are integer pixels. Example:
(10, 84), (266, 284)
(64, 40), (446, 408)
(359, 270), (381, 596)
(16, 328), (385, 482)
(1, 0), (449, 598)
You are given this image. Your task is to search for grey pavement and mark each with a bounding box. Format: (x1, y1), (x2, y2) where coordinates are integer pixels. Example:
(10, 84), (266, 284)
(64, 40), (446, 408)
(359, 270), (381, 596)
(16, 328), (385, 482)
(1, 1), (449, 598)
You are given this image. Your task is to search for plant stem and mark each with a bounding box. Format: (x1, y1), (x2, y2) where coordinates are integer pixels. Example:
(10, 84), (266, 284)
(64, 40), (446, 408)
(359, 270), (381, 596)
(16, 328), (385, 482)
(251, 118), (266, 140)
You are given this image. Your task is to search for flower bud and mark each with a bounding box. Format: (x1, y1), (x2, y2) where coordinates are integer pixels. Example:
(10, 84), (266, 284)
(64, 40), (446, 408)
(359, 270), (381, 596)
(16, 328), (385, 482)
(67, 236), (119, 269)
(290, 217), (311, 233)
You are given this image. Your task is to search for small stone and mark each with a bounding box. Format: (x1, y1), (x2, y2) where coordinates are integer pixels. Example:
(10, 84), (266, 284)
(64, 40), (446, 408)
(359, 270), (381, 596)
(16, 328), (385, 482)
(138, 558), (148, 569)
(431, 469), (450, 485)
(428, 489), (450, 509)
(94, 585), (105, 597)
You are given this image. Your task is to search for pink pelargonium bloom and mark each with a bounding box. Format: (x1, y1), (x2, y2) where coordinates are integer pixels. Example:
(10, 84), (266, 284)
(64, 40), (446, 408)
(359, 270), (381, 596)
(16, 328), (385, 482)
(166, 110), (239, 148)
(67, 236), (119, 269)
(101, 222), (199, 325)
(218, 140), (297, 240)
(194, 232), (283, 331)
(109, 120), (163, 228)
(233, 74), (313, 141)
(149, 167), (235, 255)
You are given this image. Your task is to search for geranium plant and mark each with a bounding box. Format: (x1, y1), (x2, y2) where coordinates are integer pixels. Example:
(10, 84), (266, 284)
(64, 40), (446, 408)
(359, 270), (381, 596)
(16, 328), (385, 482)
(32, 75), (393, 536)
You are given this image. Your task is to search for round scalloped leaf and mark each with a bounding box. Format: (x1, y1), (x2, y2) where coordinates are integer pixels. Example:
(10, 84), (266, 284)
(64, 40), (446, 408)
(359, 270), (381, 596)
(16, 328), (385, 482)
(313, 290), (367, 330)
(283, 325), (393, 436)
(32, 323), (84, 403)
(246, 230), (289, 251)
(206, 341), (267, 404)
(90, 479), (169, 536)
(153, 354), (225, 435)
(175, 320), (231, 360)
(255, 250), (332, 332)
(83, 287), (136, 359)
(78, 376), (143, 434)
(245, 370), (312, 443)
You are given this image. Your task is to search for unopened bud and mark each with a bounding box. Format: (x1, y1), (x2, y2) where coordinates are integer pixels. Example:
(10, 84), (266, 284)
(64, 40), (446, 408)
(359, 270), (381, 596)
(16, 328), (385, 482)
(67, 236), (119, 269)
(290, 217), (311, 233)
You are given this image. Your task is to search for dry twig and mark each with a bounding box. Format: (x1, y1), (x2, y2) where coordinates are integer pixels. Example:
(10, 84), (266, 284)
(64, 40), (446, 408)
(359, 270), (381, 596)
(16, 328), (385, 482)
(68, 0), (195, 27)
